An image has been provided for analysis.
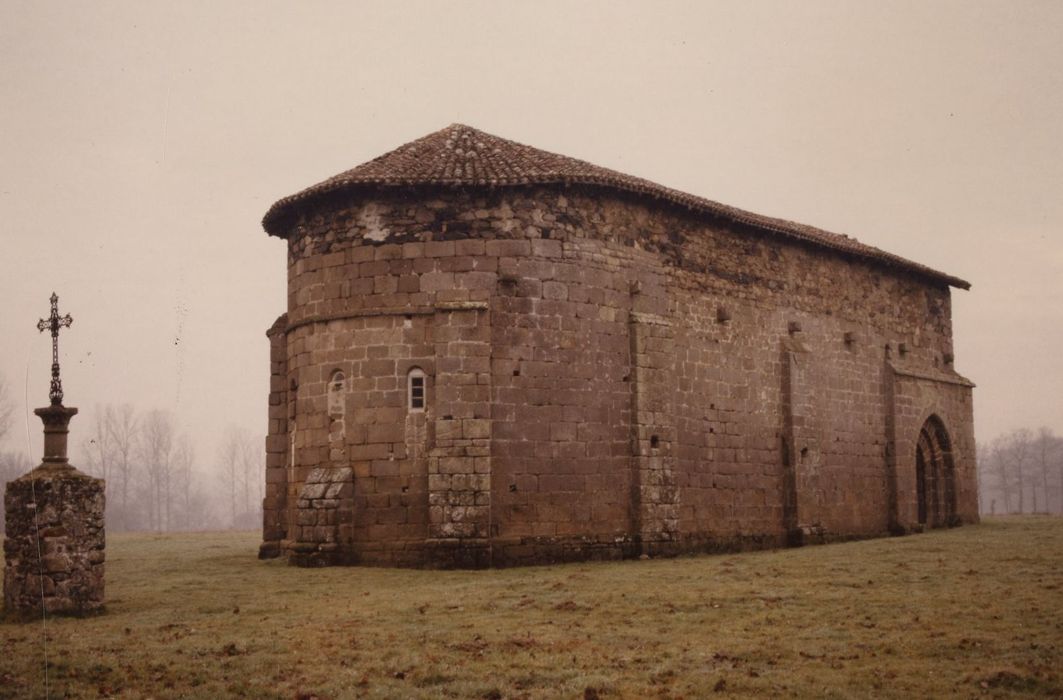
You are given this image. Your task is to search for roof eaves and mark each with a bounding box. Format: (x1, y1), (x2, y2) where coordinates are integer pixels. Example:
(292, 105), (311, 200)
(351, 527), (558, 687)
(262, 177), (970, 290)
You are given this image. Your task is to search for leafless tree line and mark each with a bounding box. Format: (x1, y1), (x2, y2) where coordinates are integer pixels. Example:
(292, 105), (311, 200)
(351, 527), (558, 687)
(0, 375), (32, 534)
(0, 374), (13, 445)
(0, 375), (265, 533)
(978, 428), (1063, 515)
(78, 405), (265, 532)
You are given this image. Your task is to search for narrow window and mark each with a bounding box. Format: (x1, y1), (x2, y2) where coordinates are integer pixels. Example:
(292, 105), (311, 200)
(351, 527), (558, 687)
(408, 368), (425, 412)
(328, 370), (346, 417)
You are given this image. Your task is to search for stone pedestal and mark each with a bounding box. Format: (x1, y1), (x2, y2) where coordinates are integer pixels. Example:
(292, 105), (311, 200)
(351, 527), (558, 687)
(3, 405), (105, 619)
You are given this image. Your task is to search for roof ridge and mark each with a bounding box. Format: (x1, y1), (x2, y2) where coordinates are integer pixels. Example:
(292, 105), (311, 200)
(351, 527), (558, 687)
(262, 124), (970, 290)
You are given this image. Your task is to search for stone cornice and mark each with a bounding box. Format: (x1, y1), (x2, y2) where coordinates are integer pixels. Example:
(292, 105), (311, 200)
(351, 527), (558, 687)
(284, 301), (489, 334)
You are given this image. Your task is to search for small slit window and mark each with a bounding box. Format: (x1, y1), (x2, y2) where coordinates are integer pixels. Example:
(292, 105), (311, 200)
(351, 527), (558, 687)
(408, 368), (425, 412)
(327, 370), (346, 417)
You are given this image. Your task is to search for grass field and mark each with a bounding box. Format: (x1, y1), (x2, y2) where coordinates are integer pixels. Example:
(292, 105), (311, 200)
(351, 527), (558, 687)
(1, 518), (1061, 699)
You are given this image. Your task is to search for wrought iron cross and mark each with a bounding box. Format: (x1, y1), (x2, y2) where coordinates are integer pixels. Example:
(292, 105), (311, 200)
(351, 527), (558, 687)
(37, 292), (73, 405)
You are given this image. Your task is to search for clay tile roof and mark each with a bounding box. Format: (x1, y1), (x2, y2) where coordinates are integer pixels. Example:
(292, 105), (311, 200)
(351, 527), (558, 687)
(263, 124), (970, 290)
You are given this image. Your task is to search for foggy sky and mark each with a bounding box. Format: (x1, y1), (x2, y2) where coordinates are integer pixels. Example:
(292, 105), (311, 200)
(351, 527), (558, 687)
(2, 1), (1061, 465)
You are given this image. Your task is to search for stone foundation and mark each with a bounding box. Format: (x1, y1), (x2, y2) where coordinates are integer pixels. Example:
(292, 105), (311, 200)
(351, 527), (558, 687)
(287, 467), (354, 566)
(4, 464), (105, 618)
(4, 404), (106, 618)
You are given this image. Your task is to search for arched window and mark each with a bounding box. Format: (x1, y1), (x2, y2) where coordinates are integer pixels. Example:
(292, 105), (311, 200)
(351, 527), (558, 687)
(408, 368), (426, 412)
(328, 370), (346, 417)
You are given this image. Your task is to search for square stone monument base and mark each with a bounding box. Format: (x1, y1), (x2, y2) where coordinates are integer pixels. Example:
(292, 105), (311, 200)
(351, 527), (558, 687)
(3, 405), (105, 620)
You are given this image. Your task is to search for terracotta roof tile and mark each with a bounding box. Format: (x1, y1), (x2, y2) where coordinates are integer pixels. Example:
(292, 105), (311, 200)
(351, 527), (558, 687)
(263, 124), (969, 289)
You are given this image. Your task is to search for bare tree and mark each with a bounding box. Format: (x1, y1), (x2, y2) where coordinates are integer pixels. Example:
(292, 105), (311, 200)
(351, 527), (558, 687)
(217, 425), (262, 529)
(1007, 429), (1033, 513)
(171, 435), (195, 531)
(239, 432), (262, 521)
(978, 427), (1063, 516)
(0, 374), (30, 534)
(988, 430), (1033, 514)
(139, 410), (175, 531)
(976, 441), (993, 514)
(0, 451), (33, 534)
(991, 439), (1012, 513)
(80, 404), (230, 532)
(218, 425), (245, 528)
(172, 436), (221, 531)
(0, 451), (32, 482)
(106, 404), (139, 531)
(979, 436), (1016, 514)
(1058, 437), (1063, 514)
(0, 374), (15, 446)
(82, 405), (114, 482)
(1034, 428), (1060, 514)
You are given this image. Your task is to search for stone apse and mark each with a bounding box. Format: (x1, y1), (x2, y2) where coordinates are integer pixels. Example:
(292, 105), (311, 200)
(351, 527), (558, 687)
(257, 124), (977, 568)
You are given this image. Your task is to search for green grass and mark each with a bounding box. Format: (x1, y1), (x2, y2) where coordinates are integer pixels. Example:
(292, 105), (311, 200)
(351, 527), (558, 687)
(2, 517), (1062, 698)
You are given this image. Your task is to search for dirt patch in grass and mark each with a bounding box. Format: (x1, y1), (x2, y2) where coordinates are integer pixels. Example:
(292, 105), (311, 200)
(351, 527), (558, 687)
(2, 518), (1062, 698)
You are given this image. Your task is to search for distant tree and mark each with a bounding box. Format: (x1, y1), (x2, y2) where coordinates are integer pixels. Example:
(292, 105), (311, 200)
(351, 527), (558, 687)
(989, 439), (1012, 513)
(218, 425), (262, 530)
(81, 404), (232, 532)
(0, 451), (33, 534)
(0, 374), (30, 534)
(82, 405), (114, 482)
(218, 426), (242, 528)
(139, 410), (175, 531)
(1007, 429), (1033, 513)
(105, 404), (140, 531)
(978, 428), (1063, 515)
(171, 433), (206, 531)
(976, 442), (993, 514)
(239, 431), (263, 523)
(979, 436), (1014, 514)
(0, 374), (15, 446)
(0, 451), (32, 481)
(1033, 428), (1062, 514)
(1057, 435), (1063, 514)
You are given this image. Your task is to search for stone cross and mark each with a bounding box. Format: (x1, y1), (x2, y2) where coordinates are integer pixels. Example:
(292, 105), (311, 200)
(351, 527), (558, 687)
(37, 291), (73, 406)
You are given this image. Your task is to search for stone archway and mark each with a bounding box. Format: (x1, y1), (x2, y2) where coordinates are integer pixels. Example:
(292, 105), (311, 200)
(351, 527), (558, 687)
(915, 416), (958, 528)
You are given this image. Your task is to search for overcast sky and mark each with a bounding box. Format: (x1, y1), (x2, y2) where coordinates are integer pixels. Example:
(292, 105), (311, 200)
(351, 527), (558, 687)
(1, 1), (1060, 465)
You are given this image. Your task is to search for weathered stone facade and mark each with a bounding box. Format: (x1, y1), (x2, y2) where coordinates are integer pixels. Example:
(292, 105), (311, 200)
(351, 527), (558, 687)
(259, 125), (976, 567)
(4, 405), (105, 617)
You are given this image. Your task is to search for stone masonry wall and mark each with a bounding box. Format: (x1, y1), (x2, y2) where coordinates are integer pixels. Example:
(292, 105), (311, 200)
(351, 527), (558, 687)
(260, 313), (289, 559)
(287, 466), (354, 566)
(4, 466), (105, 617)
(425, 302), (492, 567)
(266, 184), (975, 566)
(283, 313), (433, 566)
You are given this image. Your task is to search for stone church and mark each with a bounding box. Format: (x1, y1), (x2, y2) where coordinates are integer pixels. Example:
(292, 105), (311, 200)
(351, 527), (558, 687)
(258, 124), (977, 568)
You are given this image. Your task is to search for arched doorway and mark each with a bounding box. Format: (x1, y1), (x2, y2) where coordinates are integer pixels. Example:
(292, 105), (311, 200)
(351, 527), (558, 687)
(915, 416), (957, 528)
